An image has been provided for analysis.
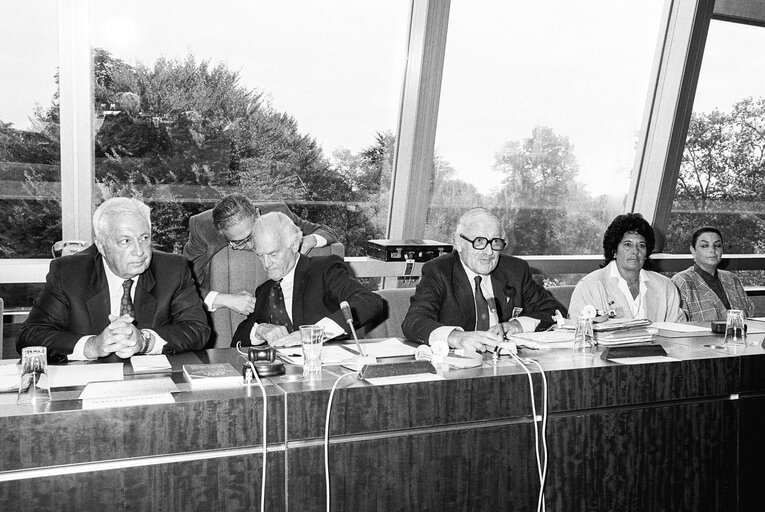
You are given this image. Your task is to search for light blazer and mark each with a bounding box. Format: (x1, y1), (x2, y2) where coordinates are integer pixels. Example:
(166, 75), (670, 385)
(401, 252), (566, 344)
(672, 266), (755, 321)
(183, 202), (338, 297)
(569, 263), (685, 322)
(231, 255), (382, 345)
(17, 245), (210, 360)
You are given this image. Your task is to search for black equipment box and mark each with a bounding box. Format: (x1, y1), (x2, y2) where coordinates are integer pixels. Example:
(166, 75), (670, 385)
(367, 239), (453, 262)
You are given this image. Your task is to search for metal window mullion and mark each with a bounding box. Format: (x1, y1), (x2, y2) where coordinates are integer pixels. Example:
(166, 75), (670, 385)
(58, 0), (94, 242)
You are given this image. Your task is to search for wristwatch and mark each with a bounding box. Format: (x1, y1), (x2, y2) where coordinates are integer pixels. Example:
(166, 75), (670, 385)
(139, 329), (154, 354)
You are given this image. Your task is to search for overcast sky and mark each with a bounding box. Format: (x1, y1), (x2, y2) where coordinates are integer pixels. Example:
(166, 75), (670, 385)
(1, 1), (763, 198)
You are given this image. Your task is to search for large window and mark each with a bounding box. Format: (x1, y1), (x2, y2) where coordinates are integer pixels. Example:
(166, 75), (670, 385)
(427, 0), (666, 257)
(666, 19), (765, 256)
(0, 1), (61, 261)
(89, 0), (409, 256)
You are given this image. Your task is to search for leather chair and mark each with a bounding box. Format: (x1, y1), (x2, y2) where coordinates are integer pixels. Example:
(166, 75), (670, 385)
(207, 242), (344, 347)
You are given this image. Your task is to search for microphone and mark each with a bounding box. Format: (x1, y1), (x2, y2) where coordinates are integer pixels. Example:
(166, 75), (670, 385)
(340, 301), (367, 358)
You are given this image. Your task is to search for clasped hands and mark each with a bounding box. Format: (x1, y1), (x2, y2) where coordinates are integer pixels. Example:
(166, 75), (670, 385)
(447, 321), (520, 355)
(85, 314), (144, 359)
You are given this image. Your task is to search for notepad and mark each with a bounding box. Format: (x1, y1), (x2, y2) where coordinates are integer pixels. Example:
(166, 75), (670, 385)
(131, 355), (172, 372)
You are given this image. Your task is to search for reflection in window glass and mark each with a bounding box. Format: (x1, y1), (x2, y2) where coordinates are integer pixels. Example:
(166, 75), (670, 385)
(667, 20), (765, 255)
(0, 1), (61, 258)
(428, 0), (665, 259)
(91, 0), (408, 255)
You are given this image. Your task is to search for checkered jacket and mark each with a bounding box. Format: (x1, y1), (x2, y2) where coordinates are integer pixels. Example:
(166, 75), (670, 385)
(671, 266), (755, 321)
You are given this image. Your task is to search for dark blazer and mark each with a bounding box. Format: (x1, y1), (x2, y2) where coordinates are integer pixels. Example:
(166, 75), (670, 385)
(402, 251), (566, 344)
(183, 203), (338, 297)
(232, 255), (382, 345)
(17, 245), (210, 360)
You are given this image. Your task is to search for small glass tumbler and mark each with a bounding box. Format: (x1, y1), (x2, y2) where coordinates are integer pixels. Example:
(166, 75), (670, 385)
(573, 316), (595, 355)
(300, 325), (325, 378)
(17, 346), (51, 404)
(723, 309), (747, 346)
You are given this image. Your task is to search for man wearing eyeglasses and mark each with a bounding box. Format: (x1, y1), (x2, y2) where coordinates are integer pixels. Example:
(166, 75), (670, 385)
(184, 193), (337, 315)
(402, 208), (565, 353)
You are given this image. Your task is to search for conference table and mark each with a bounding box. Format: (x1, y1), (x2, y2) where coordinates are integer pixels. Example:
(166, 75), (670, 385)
(1, 332), (764, 512)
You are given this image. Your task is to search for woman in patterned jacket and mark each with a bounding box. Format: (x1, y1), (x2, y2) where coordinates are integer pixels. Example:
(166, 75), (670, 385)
(671, 226), (755, 321)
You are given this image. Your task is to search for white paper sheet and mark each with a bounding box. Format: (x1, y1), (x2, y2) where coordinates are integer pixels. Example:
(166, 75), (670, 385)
(348, 338), (416, 358)
(48, 363), (124, 388)
(608, 356), (681, 365)
(78, 376), (178, 400)
(652, 322), (710, 333)
(130, 355), (171, 372)
(365, 373), (444, 385)
(0, 362), (19, 391)
(277, 345), (356, 366)
(81, 393), (175, 409)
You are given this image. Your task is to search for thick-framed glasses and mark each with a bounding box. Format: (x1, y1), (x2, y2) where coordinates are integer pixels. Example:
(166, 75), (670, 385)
(460, 234), (506, 251)
(228, 233), (253, 250)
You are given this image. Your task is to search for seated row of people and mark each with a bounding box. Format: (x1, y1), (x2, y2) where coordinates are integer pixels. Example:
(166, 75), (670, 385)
(16, 196), (382, 360)
(568, 212), (754, 323)
(15, 197), (754, 361)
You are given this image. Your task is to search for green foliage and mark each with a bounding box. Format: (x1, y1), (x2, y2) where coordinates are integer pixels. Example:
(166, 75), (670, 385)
(668, 96), (765, 254)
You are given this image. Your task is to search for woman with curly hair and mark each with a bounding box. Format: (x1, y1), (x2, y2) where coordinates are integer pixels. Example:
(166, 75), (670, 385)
(671, 226), (755, 321)
(568, 213), (685, 322)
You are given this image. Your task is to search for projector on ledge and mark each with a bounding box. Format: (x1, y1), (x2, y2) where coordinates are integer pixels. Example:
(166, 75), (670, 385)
(367, 239), (453, 262)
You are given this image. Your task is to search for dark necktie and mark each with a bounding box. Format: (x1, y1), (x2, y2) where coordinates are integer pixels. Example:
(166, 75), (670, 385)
(474, 275), (490, 331)
(269, 280), (293, 332)
(120, 279), (135, 318)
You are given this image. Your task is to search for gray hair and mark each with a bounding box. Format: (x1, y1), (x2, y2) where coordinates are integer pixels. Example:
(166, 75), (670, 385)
(93, 197), (151, 241)
(253, 211), (302, 247)
(454, 207), (505, 244)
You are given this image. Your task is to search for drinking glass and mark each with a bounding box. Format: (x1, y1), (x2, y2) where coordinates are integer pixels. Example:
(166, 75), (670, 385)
(723, 309), (746, 346)
(573, 316), (595, 355)
(17, 346), (51, 404)
(300, 325), (325, 377)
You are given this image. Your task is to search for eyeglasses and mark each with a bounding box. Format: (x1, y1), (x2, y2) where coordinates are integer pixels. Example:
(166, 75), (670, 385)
(460, 234), (507, 251)
(227, 233), (253, 250)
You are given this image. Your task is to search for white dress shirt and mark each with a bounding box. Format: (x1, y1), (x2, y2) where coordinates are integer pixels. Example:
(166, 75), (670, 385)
(609, 261), (648, 319)
(427, 260), (540, 345)
(248, 254), (345, 344)
(69, 263), (166, 360)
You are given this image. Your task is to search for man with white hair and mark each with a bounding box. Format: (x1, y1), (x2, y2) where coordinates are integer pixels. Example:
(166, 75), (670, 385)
(232, 212), (382, 347)
(402, 207), (565, 353)
(18, 197), (210, 361)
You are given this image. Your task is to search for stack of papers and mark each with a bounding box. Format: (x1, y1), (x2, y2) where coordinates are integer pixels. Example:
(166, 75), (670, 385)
(594, 328), (657, 346)
(510, 330), (576, 349)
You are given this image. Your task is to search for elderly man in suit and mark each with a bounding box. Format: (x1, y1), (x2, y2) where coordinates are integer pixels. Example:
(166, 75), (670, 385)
(18, 197), (210, 362)
(232, 212), (381, 348)
(183, 193), (338, 316)
(402, 208), (565, 353)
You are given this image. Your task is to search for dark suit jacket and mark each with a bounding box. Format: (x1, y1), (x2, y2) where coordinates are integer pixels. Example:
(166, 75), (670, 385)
(183, 202), (338, 297)
(17, 245), (210, 360)
(402, 252), (566, 344)
(231, 255), (382, 345)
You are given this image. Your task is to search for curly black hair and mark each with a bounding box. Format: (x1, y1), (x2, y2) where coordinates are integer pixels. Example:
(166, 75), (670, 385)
(602, 213), (655, 265)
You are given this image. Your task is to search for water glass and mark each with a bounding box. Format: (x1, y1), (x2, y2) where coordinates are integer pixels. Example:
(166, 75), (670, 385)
(723, 309), (747, 346)
(573, 316), (595, 355)
(300, 325), (325, 377)
(17, 346), (51, 404)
